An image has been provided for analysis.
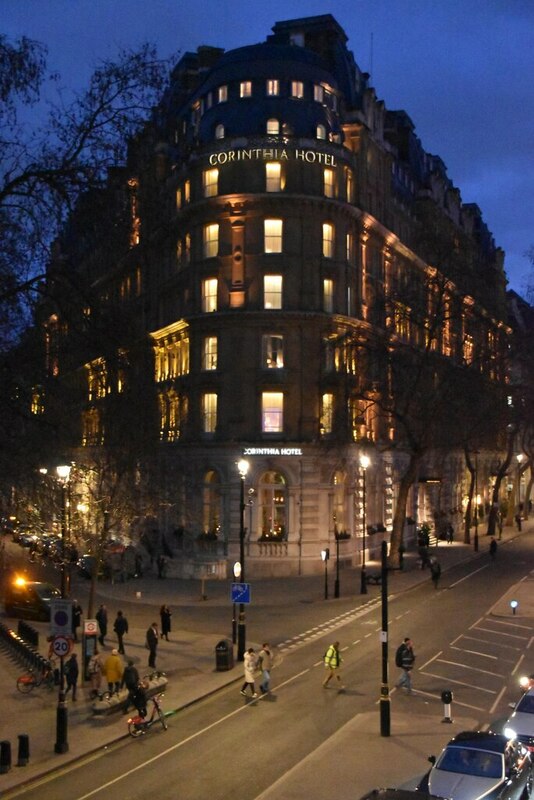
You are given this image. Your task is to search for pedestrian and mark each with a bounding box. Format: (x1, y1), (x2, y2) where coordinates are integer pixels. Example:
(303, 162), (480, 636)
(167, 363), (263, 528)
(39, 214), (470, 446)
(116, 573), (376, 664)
(104, 649), (124, 695)
(160, 605), (172, 641)
(395, 637), (415, 694)
(322, 641), (344, 689)
(514, 513), (522, 532)
(446, 524), (454, 543)
(240, 647), (258, 697)
(87, 648), (103, 699)
(258, 642), (273, 694)
(64, 652), (79, 701)
(489, 537), (497, 559)
(398, 542), (405, 570)
(430, 558), (441, 589)
(121, 658), (140, 711)
(146, 622), (159, 669)
(113, 610), (129, 654)
(96, 604), (108, 647)
(497, 511), (503, 540)
(72, 599), (83, 642)
(157, 554), (167, 579)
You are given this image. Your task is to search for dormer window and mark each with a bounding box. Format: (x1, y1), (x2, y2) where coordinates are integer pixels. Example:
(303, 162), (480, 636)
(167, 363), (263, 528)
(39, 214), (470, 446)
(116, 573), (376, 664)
(218, 85), (228, 103)
(266, 118), (280, 135)
(316, 124), (326, 140)
(291, 81), (304, 99)
(314, 84), (324, 103)
(266, 79), (279, 96)
(215, 124), (225, 140)
(240, 81), (252, 98)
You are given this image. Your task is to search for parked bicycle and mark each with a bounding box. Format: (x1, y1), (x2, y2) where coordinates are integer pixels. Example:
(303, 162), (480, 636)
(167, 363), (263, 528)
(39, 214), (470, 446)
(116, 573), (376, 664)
(127, 692), (167, 737)
(17, 660), (56, 693)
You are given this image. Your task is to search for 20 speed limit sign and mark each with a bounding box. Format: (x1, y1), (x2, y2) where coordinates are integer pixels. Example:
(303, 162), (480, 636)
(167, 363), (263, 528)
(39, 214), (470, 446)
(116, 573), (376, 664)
(52, 635), (72, 658)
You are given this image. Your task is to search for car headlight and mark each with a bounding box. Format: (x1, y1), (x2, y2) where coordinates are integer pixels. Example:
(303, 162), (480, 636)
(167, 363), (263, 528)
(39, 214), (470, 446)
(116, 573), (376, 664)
(504, 726), (517, 739)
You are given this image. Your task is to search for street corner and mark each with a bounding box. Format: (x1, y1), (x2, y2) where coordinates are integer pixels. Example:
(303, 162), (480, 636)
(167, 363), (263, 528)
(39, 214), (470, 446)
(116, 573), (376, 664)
(489, 577), (534, 619)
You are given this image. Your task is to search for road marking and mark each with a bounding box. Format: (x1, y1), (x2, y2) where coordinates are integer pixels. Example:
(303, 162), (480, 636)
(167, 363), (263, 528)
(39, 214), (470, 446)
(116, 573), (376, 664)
(435, 658), (505, 678)
(490, 619), (534, 632)
(421, 671), (496, 694)
(473, 626), (529, 641)
(511, 654), (526, 675)
(489, 685), (507, 716)
(459, 633), (522, 651)
(418, 650), (442, 671)
(450, 645), (498, 660)
(449, 565), (488, 588)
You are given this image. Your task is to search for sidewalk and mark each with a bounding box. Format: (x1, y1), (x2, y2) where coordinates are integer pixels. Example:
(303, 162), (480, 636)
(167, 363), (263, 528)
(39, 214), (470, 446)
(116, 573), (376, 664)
(1, 522), (532, 797)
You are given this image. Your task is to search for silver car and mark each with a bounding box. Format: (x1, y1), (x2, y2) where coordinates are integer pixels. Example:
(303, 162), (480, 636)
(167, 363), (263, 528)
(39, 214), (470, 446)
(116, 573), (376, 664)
(505, 688), (534, 753)
(418, 731), (532, 800)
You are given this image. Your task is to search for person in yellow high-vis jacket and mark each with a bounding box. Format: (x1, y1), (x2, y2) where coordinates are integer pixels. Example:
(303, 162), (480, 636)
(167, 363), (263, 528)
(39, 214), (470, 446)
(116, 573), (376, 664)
(323, 641), (344, 689)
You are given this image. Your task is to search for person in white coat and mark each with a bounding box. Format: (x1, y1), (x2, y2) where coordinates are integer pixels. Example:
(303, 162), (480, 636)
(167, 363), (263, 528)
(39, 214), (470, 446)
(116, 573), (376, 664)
(240, 648), (258, 697)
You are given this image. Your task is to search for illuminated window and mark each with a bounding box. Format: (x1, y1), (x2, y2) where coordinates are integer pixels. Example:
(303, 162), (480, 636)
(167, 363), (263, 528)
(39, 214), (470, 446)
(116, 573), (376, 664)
(321, 393), (333, 434)
(184, 180), (190, 204)
(203, 168), (218, 197)
(316, 124), (326, 140)
(323, 279), (334, 313)
(218, 85), (228, 103)
(323, 223), (334, 258)
(266, 79), (279, 96)
(259, 471), (287, 540)
(266, 162), (282, 192)
(266, 118), (280, 135)
(176, 187), (182, 209)
(291, 81), (304, 99)
(202, 279), (218, 312)
(314, 84), (324, 103)
(262, 392), (283, 433)
(202, 336), (218, 370)
(202, 393), (217, 433)
(215, 123), (225, 140)
(346, 233), (354, 262)
(262, 335), (284, 368)
(264, 219), (283, 253)
(264, 275), (282, 309)
(31, 387), (45, 415)
(184, 233), (191, 264)
(240, 81), (252, 98)
(203, 223), (219, 258)
(463, 334), (474, 364)
(203, 470), (221, 536)
(346, 169), (354, 202)
(324, 168), (334, 198)
(394, 302), (411, 341)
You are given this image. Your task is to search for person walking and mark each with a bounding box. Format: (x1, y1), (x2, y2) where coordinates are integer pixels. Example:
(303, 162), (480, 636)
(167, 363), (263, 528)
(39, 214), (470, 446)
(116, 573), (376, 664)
(430, 558), (441, 589)
(64, 653), (79, 701)
(157, 554), (167, 578)
(72, 600), (83, 642)
(113, 610), (128, 654)
(104, 649), (124, 695)
(489, 537), (498, 559)
(160, 605), (172, 641)
(87, 648), (103, 699)
(146, 622), (159, 669)
(258, 643), (273, 694)
(121, 659), (140, 711)
(240, 648), (258, 697)
(323, 641), (344, 689)
(395, 637), (415, 694)
(514, 513), (522, 532)
(96, 604), (108, 647)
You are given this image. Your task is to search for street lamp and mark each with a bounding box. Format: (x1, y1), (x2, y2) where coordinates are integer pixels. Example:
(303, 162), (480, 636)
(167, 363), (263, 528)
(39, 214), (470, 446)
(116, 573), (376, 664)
(321, 548), (330, 599)
(360, 454), (370, 594)
(236, 459), (249, 662)
(232, 561), (241, 644)
(473, 450), (478, 553)
(334, 525), (340, 599)
(55, 462), (71, 754)
(516, 453), (524, 512)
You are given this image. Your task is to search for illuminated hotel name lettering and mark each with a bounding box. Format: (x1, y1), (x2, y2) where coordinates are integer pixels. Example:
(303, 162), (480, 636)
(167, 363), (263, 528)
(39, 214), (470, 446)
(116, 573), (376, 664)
(243, 447), (303, 456)
(208, 149), (336, 167)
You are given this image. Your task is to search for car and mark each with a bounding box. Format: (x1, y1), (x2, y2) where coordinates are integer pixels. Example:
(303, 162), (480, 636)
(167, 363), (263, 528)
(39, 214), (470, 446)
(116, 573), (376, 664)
(359, 790), (446, 800)
(418, 731), (532, 800)
(4, 579), (61, 621)
(505, 688), (534, 752)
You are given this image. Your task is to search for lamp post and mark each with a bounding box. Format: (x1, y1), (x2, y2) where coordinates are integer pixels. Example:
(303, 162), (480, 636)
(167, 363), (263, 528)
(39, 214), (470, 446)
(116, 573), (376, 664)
(516, 453), (524, 513)
(380, 540), (390, 736)
(360, 454), (370, 594)
(236, 459), (249, 662)
(232, 561), (241, 644)
(55, 463), (71, 754)
(334, 527), (340, 598)
(321, 548), (330, 599)
(473, 450), (478, 553)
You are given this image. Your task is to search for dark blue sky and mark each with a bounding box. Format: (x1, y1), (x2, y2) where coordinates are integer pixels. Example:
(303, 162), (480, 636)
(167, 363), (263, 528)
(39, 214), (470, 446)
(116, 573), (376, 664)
(4, 0), (533, 297)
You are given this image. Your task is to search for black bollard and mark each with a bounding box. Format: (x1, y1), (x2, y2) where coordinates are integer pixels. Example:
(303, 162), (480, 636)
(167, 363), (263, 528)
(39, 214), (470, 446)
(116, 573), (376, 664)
(441, 689), (453, 723)
(0, 740), (12, 773)
(17, 734), (30, 766)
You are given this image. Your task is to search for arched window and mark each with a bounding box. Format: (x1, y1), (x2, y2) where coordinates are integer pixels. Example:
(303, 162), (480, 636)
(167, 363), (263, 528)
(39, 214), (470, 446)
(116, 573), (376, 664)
(266, 118), (280, 135)
(258, 471), (287, 540)
(316, 124), (326, 140)
(202, 470), (222, 537)
(215, 123), (225, 140)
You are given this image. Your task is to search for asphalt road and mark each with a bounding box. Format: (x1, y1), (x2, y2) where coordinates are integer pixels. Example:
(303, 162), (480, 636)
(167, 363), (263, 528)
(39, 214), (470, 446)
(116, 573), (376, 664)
(9, 534), (533, 800)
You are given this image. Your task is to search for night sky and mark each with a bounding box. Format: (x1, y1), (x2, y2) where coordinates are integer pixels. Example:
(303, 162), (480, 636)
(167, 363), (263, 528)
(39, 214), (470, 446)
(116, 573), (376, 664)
(4, 0), (533, 297)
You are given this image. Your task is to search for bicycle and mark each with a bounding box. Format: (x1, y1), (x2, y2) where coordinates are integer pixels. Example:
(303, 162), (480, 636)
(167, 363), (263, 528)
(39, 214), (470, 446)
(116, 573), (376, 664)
(17, 660), (56, 693)
(127, 692), (167, 737)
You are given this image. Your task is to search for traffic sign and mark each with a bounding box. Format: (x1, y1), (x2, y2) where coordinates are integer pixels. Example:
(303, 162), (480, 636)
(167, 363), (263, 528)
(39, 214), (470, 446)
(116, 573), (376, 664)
(231, 582), (251, 604)
(50, 599), (72, 636)
(84, 619), (98, 636)
(51, 635), (72, 658)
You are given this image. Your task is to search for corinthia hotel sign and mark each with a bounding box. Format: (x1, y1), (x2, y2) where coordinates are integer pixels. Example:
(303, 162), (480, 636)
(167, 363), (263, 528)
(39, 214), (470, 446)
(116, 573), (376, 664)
(243, 447), (303, 456)
(209, 148), (336, 166)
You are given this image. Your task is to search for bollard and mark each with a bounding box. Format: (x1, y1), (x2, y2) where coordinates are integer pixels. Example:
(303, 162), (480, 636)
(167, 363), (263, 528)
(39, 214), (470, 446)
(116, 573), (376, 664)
(17, 734), (29, 766)
(0, 740), (12, 773)
(441, 689), (453, 723)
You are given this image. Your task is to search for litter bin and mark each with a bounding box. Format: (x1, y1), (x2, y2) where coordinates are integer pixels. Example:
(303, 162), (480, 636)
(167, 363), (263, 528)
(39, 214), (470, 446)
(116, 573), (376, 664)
(215, 639), (234, 671)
